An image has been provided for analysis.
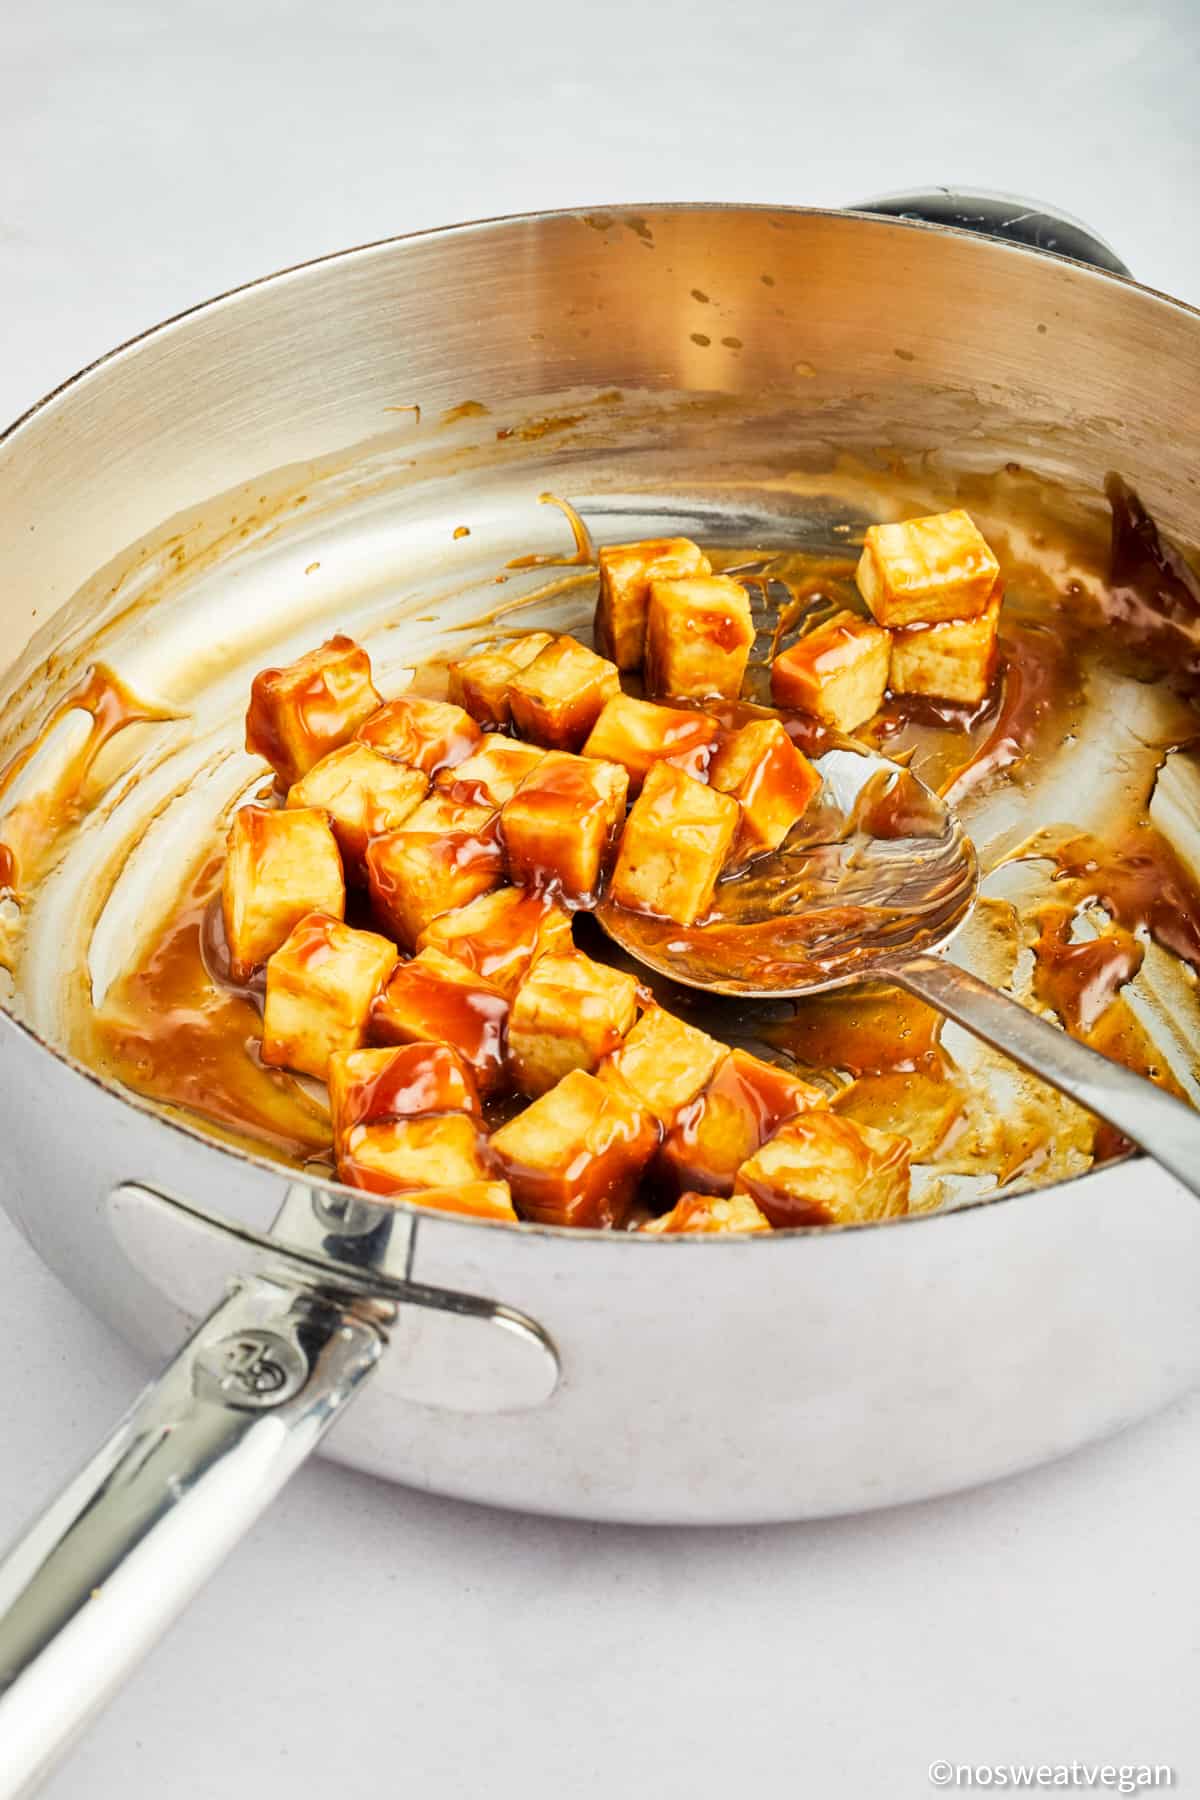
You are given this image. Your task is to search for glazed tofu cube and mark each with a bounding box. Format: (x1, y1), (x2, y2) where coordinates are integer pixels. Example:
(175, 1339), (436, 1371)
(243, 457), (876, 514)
(366, 794), (504, 948)
(770, 611), (891, 733)
(356, 694), (481, 775)
(597, 1007), (724, 1127)
(222, 804), (345, 982)
(889, 593), (1002, 706)
(595, 537), (712, 670)
(391, 1181), (518, 1223)
(500, 751), (629, 903)
(644, 575), (755, 701)
(245, 635), (381, 787)
(659, 1048), (826, 1197)
(856, 509), (1001, 628)
(735, 1112), (910, 1227)
(581, 693), (721, 794)
(507, 951), (640, 1095)
(370, 946), (509, 1096)
(436, 736), (546, 808)
(642, 1191), (771, 1235)
(261, 912), (398, 1079)
(328, 1042), (481, 1154)
(608, 763), (740, 927)
(448, 632), (555, 728)
(709, 718), (821, 854)
(339, 1113), (492, 1197)
(287, 742), (428, 878)
(508, 635), (621, 751)
(416, 886), (574, 996)
(491, 1067), (659, 1228)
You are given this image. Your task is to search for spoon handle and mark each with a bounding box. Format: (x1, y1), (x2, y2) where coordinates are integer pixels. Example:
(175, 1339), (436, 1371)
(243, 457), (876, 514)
(892, 953), (1200, 1199)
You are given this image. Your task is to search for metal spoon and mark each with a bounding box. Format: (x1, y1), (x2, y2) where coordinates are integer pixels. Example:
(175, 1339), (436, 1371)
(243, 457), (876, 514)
(597, 748), (1200, 1199)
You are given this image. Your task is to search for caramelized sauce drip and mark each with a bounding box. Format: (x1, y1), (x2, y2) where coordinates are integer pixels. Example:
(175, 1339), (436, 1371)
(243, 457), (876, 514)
(1047, 825), (1200, 970)
(505, 493), (597, 569)
(1032, 906), (1144, 1036)
(943, 624), (1082, 805)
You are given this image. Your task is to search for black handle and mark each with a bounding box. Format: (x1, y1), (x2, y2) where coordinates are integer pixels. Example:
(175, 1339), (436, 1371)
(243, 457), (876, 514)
(849, 186), (1131, 278)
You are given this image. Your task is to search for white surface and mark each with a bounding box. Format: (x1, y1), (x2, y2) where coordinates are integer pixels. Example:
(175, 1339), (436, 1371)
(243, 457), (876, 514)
(2, 1), (1199, 1793)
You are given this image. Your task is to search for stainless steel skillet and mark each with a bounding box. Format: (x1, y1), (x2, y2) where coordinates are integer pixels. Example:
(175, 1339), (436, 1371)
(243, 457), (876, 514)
(0, 198), (1199, 1793)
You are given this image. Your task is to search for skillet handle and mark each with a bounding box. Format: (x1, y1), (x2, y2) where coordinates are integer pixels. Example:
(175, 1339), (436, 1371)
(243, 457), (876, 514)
(848, 187), (1132, 277)
(893, 953), (1200, 1200)
(0, 1273), (385, 1797)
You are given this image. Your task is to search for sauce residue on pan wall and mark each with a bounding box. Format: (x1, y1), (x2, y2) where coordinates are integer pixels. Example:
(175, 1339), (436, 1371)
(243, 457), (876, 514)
(9, 464), (1200, 1205)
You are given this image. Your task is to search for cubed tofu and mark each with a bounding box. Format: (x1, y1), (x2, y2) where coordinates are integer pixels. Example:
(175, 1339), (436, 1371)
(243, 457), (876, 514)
(370, 946), (508, 1096)
(387, 1181), (518, 1223)
(595, 537), (712, 670)
(735, 1112), (910, 1227)
(436, 736), (547, 808)
(245, 634), (381, 787)
(607, 763), (740, 927)
(500, 751), (629, 903)
(416, 886), (575, 996)
(770, 611), (891, 733)
(581, 693), (721, 794)
(448, 632), (556, 728)
(339, 1114), (492, 1197)
(222, 804), (345, 982)
(856, 509), (1001, 628)
(833, 1070), (963, 1162)
(261, 912), (398, 1079)
(658, 1048), (826, 1197)
(644, 575), (755, 702)
(508, 635), (621, 751)
(597, 1006), (724, 1126)
(507, 951), (640, 1096)
(366, 794), (504, 948)
(328, 1042), (481, 1154)
(287, 742), (428, 878)
(709, 718), (822, 853)
(491, 1067), (659, 1228)
(356, 694), (481, 775)
(889, 593), (1002, 706)
(642, 1191), (771, 1235)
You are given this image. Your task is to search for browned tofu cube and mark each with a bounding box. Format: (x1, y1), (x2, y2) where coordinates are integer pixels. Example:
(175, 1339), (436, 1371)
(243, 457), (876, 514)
(222, 804), (345, 982)
(356, 693), (481, 775)
(416, 886), (574, 997)
(328, 1042), (481, 1154)
(507, 951), (640, 1095)
(658, 1048), (826, 1197)
(508, 635), (621, 751)
(595, 537), (712, 670)
(245, 635), (382, 788)
(389, 1181), (517, 1223)
(856, 509), (1001, 628)
(500, 751), (629, 904)
(597, 1006), (724, 1127)
(366, 794), (504, 948)
(644, 575), (755, 701)
(370, 946), (508, 1096)
(889, 593), (1002, 706)
(734, 1112), (910, 1227)
(287, 742), (428, 878)
(436, 736), (546, 808)
(608, 763), (740, 926)
(261, 912), (398, 1079)
(339, 1113), (492, 1197)
(642, 1191), (771, 1235)
(770, 611), (891, 733)
(582, 693), (721, 794)
(709, 718), (822, 854)
(448, 632), (556, 728)
(491, 1068), (659, 1228)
